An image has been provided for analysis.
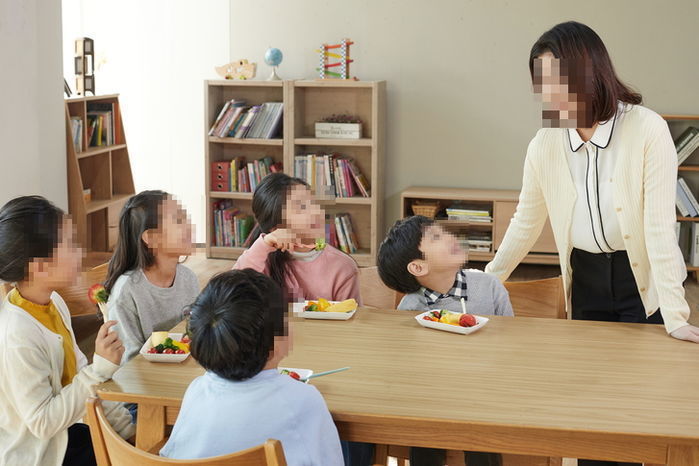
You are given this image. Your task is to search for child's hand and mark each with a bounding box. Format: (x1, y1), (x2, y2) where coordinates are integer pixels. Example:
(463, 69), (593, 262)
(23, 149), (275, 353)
(94, 321), (124, 365)
(264, 229), (312, 252)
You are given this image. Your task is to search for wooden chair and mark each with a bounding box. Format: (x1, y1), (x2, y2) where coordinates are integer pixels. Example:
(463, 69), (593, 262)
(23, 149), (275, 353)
(358, 266), (402, 309)
(375, 278), (567, 466)
(85, 398), (287, 466)
(54, 262), (109, 317)
(503, 276), (566, 320)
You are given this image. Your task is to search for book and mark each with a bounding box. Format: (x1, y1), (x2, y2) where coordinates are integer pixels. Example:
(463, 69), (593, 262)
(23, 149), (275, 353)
(347, 159), (370, 197)
(677, 181), (697, 217)
(334, 216), (349, 254)
(691, 223), (699, 267)
(679, 178), (699, 217)
(339, 213), (359, 253)
(209, 100), (231, 136)
(675, 127), (699, 164)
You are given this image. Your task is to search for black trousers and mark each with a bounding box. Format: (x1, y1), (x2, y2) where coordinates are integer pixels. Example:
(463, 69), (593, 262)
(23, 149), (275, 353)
(63, 423), (96, 466)
(570, 248), (661, 466)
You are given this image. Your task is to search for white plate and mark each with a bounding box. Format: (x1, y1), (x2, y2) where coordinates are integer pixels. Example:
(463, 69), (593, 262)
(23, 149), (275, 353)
(139, 332), (191, 363)
(415, 311), (489, 335)
(278, 367), (313, 383)
(292, 301), (357, 320)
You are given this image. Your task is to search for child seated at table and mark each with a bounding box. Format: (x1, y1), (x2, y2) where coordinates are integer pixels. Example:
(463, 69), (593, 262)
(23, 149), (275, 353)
(0, 196), (134, 466)
(105, 190), (199, 365)
(377, 215), (511, 466)
(160, 269), (343, 466)
(379, 215), (513, 317)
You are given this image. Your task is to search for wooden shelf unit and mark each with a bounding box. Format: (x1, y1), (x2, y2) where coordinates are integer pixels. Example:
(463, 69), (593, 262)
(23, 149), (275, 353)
(204, 80), (385, 266)
(663, 114), (699, 277)
(400, 187), (559, 265)
(287, 80), (385, 266)
(65, 94), (135, 252)
(204, 80), (286, 260)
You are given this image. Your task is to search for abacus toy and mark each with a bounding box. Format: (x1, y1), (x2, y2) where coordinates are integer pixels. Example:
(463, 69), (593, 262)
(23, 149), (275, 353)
(315, 38), (355, 80)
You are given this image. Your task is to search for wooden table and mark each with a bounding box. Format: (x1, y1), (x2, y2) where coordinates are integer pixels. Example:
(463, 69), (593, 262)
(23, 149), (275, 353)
(97, 309), (699, 464)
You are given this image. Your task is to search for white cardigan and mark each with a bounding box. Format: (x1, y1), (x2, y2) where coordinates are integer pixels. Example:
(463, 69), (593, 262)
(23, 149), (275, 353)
(0, 292), (134, 466)
(486, 104), (690, 334)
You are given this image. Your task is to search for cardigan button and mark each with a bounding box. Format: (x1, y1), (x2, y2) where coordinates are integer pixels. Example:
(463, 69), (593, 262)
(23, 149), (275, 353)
(632, 263), (638, 267)
(624, 234), (630, 239)
(616, 207), (622, 212)
(640, 287), (646, 292)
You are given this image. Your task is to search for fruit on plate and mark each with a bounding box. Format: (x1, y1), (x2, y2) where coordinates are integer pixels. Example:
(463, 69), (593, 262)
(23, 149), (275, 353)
(304, 298), (356, 313)
(148, 333), (190, 355)
(151, 331), (170, 347)
(279, 369), (301, 380)
(459, 313), (477, 327)
(422, 310), (477, 328)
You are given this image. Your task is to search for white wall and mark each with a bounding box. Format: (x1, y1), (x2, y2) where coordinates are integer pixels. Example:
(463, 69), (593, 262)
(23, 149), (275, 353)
(62, 0), (230, 242)
(229, 0), (699, 231)
(0, 0), (67, 209)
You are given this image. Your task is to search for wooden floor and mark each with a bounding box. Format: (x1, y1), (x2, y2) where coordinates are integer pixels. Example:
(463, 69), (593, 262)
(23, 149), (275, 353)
(72, 249), (699, 359)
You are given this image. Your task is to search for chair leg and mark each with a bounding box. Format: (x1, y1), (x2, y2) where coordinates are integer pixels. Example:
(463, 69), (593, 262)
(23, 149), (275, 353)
(373, 444), (389, 465)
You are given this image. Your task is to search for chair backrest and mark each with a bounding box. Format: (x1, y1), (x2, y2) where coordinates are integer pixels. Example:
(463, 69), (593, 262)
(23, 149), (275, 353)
(503, 276), (566, 319)
(358, 266), (402, 309)
(85, 398), (287, 466)
(54, 263), (109, 317)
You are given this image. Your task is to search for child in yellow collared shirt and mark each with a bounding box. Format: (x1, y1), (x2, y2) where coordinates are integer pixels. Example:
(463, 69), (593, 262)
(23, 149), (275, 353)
(0, 196), (134, 466)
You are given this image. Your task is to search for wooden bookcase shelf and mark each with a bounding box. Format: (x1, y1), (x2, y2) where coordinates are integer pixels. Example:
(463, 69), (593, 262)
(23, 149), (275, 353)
(663, 114), (699, 278)
(400, 187), (559, 266)
(204, 80), (385, 266)
(65, 94), (135, 252)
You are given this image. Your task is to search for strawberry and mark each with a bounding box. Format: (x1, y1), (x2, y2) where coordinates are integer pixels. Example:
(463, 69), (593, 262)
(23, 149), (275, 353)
(459, 314), (477, 327)
(163, 348), (174, 354)
(289, 371), (300, 380)
(147, 347), (157, 354)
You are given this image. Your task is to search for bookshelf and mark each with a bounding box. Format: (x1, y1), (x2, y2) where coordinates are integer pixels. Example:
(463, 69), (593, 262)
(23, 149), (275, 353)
(664, 114), (699, 277)
(65, 94), (135, 252)
(205, 80), (286, 259)
(204, 80), (385, 266)
(400, 187), (559, 265)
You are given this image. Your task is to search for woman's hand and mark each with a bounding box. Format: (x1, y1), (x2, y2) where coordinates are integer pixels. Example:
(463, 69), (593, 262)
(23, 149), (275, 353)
(670, 324), (699, 343)
(263, 229), (312, 252)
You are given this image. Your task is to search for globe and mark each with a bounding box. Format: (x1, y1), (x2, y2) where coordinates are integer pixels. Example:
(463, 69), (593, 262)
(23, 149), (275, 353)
(264, 48), (283, 67)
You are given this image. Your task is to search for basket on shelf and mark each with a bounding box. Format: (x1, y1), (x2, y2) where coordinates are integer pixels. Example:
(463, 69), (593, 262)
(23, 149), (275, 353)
(411, 201), (440, 219)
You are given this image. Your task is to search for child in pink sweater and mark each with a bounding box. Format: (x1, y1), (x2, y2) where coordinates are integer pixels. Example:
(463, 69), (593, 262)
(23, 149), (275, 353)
(234, 173), (361, 303)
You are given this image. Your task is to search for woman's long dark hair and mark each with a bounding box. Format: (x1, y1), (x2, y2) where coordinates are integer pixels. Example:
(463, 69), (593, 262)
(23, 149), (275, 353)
(252, 173), (307, 298)
(529, 21), (642, 126)
(104, 190), (169, 293)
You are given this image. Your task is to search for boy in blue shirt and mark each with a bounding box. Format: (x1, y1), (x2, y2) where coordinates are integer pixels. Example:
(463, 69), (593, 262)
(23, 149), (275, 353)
(378, 215), (510, 466)
(161, 269), (343, 465)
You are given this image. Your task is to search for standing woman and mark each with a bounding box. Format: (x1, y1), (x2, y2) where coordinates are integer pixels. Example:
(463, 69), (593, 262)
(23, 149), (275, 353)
(486, 19), (699, 406)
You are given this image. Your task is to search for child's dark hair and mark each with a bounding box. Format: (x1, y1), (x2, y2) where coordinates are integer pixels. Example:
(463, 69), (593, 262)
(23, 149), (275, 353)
(377, 215), (434, 294)
(252, 173), (308, 296)
(104, 190), (169, 293)
(0, 196), (65, 283)
(187, 268), (286, 381)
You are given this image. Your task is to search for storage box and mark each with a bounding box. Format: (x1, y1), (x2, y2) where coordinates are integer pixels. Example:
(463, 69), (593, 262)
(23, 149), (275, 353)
(211, 161), (230, 192)
(315, 122), (362, 139)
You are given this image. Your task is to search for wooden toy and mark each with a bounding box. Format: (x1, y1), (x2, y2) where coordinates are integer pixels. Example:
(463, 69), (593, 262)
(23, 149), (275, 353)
(315, 38), (356, 80)
(215, 59), (257, 80)
(74, 37), (95, 95)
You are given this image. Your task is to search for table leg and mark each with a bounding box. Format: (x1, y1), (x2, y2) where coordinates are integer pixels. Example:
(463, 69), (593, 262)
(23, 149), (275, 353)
(666, 445), (699, 466)
(135, 403), (166, 452)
